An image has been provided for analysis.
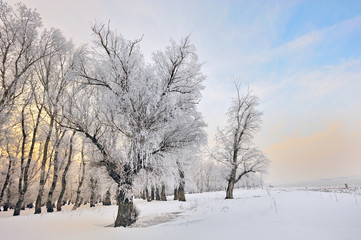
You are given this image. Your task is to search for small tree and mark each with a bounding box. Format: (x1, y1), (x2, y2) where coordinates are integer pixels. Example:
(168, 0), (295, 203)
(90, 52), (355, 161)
(211, 84), (269, 199)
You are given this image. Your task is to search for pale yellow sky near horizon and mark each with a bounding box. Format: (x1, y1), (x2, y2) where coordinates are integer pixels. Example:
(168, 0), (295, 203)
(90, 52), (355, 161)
(264, 121), (361, 183)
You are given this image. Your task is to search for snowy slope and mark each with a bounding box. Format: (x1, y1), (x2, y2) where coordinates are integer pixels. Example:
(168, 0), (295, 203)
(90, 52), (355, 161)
(0, 189), (360, 240)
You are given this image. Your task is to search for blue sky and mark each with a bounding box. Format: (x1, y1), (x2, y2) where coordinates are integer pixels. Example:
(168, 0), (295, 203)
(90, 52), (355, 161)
(8, 0), (361, 184)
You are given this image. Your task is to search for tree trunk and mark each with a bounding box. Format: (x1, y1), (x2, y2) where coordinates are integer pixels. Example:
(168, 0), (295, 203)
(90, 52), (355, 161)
(89, 177), (97, 207)
(0, 145), (13, 205)
(72, 142), (86, 211)
(161, 184), (167, 201)
(141, 189), (146, 200)
(177, 164), (186, 202)
(46, 128), (65, 212)
(3, 189), (10, 211)
(57, 131), (75, 211)
(151, 186), (155, 201)
(14, 105), (42, 216)
(155, 187), (160, 200)
(3, 170), (13, 211)
(35, 116), (54, 214)
(102, 189), (111, 206)
(114, 185), (137, 227)
(79, 197), (83, 206)
(173, 188), (178, 200)
(225, 179), (235, 199)
(225, 168), (237, 199)
(178, 184), (186, 202)
(145, 188), (151, 202)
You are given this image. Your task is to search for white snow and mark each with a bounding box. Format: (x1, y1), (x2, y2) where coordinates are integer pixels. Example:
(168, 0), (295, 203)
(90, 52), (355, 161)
(0, 188), (360, 240)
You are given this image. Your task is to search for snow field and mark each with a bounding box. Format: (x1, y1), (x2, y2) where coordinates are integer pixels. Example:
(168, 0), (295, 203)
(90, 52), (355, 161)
(0, 188), (360, 240)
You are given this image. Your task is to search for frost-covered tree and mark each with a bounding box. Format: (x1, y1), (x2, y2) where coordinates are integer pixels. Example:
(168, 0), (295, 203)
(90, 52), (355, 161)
(193, 157), (224, 192)
(61, 23), (206, 227)
(33, 28), (74, 214)
(0, 2), (45, 132)
(45, 123), (66, 212)
(0, 4), (42, 207)
(0, 2), (76, 215)
(211, 84), (269, 199)
(13, 92), (42, 215)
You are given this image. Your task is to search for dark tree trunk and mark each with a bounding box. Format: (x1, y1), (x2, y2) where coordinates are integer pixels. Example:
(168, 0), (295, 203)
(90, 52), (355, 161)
(178, 184), (186, 202)
(0, 144), (14, 205)
(225, 166), (253, 199)
(114, 185), (137, 227)
(46, 128), (65, 212)
(151, 186), (155, 201)
(89, 177), (97, 207)
(3, 170), (13, 212)
(14, 106), (28, 216)
(173, 188), (178, 200)
(141, 190), (146, 200)
(145, 188), (151, 202)
(35, 116), (54, 214)
(14, 105), (42, 216)
(155, 187), (160, 200)
(225, 179), (235, 199)
(72, 143), (86, 211)
(177, 163), (186, 202)
(103, 189), (111, 206)
(225, 168), (237, 199)
(3, 202), (9, 211)
(161, 184), (167, 201)
(57, 131), (76, 211)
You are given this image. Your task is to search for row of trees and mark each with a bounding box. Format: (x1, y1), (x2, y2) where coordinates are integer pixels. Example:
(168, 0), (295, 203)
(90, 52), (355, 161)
(0, 2), (112, 215)
(0, 1), (268, 227)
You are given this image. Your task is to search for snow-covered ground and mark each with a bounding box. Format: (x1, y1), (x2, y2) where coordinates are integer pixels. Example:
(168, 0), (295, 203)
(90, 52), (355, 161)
(1, 188), (360, 240)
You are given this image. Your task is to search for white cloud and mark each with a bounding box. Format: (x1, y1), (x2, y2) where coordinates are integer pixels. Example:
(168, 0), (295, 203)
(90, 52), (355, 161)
(295, 58), (361, 99)
(229, 13), (361, 71)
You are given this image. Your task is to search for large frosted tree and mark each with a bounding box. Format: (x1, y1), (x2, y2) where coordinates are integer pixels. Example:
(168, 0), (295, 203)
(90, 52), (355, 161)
(60, 23), (206, 227)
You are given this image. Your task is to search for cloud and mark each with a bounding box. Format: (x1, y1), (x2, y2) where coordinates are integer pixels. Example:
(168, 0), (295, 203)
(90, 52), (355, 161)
(295, 58), (361, 99)
(230, 13), (361, 71)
